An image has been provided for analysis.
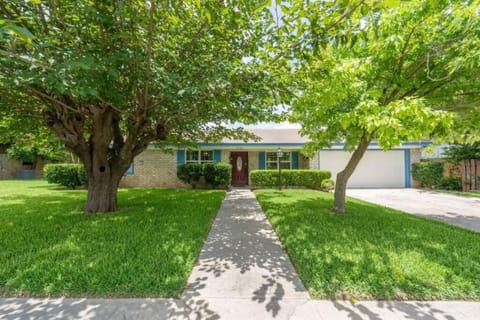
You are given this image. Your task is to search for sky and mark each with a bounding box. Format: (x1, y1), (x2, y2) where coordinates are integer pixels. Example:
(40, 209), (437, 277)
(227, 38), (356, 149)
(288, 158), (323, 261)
(243, 121), (300, 129)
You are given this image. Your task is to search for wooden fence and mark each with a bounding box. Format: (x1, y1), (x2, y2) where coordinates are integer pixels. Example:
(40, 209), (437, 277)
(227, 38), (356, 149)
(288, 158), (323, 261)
(460, 159), (480, 191)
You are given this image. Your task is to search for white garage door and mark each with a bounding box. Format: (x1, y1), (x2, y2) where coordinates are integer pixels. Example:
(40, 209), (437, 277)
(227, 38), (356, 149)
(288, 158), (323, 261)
(319, 150), (406, 188)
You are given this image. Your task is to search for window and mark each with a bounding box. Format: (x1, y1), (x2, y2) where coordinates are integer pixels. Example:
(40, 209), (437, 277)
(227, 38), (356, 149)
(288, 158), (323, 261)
(125, 162), (134, 175)
(186, 150), (214, 164)
(266, 152), (291, 169)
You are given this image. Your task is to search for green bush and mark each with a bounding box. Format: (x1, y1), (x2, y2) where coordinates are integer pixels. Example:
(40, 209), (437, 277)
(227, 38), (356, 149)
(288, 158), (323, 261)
(44, 163), (87, 189)
(250, 170), (278, 186)
(440, 177), (462, 191)
(321, 178), (335, 192)
(250, 170), (331, 189)
(77, 165), (88, 186)
(177, 163), (204, 188)
(411, 161), (444, 188)
(204, 163), (231, 187)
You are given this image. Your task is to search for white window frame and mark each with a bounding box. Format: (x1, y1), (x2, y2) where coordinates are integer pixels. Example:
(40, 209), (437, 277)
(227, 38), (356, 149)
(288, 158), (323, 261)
(265, 151), (292, 170)
(185, 150), (214, 164)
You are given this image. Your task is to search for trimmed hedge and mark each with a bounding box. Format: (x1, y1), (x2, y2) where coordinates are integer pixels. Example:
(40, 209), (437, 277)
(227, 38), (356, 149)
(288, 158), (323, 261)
(411, 161), (444, 188)
(204, 163), (231, 187)
(177, 163), (203, 188)
(177, 162), (232, 188)
(250, 169), (331, 189)
(44, 163), (87, 189)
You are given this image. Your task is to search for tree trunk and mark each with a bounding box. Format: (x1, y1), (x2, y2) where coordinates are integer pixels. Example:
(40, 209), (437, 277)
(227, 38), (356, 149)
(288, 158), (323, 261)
(332, 135), (371, 214)
(82, 108), (132, 213)
(85, 171), (121, 213)
(44, 102), (166, 213)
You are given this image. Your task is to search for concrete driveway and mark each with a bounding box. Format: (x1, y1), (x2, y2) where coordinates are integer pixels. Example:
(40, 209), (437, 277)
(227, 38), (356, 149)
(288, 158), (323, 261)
(347, 188), (480, 233)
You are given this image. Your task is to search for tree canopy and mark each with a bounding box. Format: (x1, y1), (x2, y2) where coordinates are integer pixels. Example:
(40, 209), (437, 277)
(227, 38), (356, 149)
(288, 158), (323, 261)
(1, 0), (479, 214)
(0, 1), (282, 212)
(290, 0), (480, 213)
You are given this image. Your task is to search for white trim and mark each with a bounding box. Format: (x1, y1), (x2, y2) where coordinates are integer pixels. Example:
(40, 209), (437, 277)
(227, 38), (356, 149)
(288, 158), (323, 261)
(265, 151), (292, 170)
(185, 150), (214, 164)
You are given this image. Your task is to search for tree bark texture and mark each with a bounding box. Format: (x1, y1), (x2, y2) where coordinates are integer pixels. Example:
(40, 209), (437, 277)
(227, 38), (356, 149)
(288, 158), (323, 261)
(86, 170), (122, 213)
(332, 135), (371, 214)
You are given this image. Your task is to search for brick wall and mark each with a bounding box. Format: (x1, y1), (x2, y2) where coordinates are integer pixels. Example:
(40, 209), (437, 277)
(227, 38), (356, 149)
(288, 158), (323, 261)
(299, 154), (309, 169)
(0, 154), (47, 179)
(309, 152), (319, 169)
(410, 148), (422, 188)
(120, 150), (187, 188)
(0, 154), (22, 179)
(119, 149), (315, 188)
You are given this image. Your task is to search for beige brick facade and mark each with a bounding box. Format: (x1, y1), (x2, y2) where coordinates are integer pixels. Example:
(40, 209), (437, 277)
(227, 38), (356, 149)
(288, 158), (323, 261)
(299, 154), (309, 169)
(410, 148), (422, 188)
(119, 149), (309, 188)
(118, 147), (421, 188)
(309, 152), (320, 170)
(120, 149), (187, 188)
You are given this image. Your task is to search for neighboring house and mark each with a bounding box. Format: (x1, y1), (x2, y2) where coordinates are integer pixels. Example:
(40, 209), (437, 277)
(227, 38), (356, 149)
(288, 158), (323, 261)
(120, 129), (424, 188)
(0, 144), (47, 180)
(0, 144), (23, 180)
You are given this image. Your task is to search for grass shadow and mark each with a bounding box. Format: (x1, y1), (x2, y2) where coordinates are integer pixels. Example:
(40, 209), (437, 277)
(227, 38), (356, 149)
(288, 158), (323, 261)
(255, 189), (480, 300)
(0, 181), (225, 298)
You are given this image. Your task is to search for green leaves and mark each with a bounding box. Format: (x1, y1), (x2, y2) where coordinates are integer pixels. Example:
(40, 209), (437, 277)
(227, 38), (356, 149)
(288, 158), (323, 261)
(291, 0), (478, 156)
(0, 0), (282, 153)
(0, 19), (35, 43)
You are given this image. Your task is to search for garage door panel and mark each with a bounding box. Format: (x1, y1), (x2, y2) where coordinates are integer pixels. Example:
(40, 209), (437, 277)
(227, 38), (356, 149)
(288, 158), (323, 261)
(319, 150), (405, 188)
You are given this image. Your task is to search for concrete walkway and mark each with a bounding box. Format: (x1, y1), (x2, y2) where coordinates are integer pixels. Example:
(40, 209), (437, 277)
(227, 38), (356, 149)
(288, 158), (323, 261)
(180, 189), (309, 319)
(347, 188), (480, 232)
(1, 189), (479, 319)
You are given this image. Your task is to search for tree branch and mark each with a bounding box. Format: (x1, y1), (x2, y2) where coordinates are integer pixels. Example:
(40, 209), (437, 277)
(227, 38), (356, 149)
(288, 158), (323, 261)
(36, 3), (50, 35)
(0, 49), (53, 70)
(326, 0), (366, 31)
(29, 88), (80, 113)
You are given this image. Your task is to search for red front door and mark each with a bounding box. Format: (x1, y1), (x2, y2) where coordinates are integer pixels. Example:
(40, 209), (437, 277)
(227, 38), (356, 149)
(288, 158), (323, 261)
(231, 152), (248, 185)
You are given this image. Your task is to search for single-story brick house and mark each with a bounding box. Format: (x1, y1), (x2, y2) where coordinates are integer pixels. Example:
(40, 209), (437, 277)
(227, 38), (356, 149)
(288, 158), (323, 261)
(120, 129), (423, 188)
(0, 144), (47, 179)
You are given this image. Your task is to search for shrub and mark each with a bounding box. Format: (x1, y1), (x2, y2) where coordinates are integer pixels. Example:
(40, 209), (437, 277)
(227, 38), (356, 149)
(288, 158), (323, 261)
(250, 170), (278, 186)
(177, 163), (203, 188)
(44, 164), (87, 189)
(250, 170), (331, 189)
(204, 163), (231, 187)
(411, 161), (444, 188)
(77, 165), (88, 186)
(321, 178), (335, 192)
(440, 177), (462, 191)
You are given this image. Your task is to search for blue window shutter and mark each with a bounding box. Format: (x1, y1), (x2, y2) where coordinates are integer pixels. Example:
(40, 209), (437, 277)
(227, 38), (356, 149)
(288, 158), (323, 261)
(125, 162), (134, 175)
(177, 150), (185, 164)
(213, 150), (221, 162)
(259, 152), (266, 170)
(292, 151), (299, 169)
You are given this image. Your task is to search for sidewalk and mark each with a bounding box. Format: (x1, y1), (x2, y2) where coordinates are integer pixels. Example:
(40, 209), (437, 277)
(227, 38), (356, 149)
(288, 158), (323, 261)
(180, 188), (309, 319)
(1, 189), (479, 319)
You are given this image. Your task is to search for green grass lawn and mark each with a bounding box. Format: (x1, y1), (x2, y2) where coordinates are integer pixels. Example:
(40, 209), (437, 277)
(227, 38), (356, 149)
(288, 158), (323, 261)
(255, 189), (480, 300)
(0, 180), (225, 298)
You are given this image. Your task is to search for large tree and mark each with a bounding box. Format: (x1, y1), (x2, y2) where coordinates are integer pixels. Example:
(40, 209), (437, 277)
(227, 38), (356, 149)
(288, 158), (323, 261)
(291, 0), (480, 213)
(0, 1), (281, 212)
